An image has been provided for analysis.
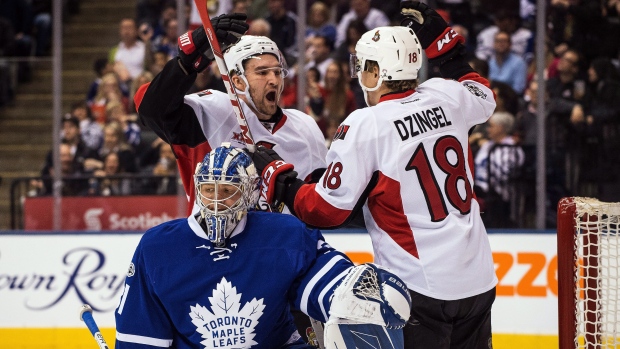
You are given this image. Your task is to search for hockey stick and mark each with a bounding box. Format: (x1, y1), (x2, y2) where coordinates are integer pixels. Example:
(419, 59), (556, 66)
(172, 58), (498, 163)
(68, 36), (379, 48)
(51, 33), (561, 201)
(79, 304), (110, 349)
(193, 0), (255, 152)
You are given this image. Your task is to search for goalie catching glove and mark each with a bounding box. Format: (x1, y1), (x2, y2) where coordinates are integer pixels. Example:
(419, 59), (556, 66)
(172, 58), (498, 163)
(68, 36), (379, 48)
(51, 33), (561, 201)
(400, 1), (464, 62)
(251, 146), (299, 210)
(177, 13), (249, 75)
(324, 263), (411, 349)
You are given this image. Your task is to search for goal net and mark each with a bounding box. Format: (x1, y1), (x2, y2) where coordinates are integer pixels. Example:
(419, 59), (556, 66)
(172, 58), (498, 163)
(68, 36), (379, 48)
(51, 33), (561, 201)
(557, 197), (620, 349)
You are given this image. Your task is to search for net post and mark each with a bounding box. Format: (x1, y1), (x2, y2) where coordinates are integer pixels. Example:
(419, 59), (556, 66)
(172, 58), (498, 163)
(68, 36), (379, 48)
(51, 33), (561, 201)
(558, 197), (577, 349)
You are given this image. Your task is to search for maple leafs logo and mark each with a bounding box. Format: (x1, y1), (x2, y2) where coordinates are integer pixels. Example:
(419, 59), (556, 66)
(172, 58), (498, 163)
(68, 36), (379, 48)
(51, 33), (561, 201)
(190, 277), (265, 348)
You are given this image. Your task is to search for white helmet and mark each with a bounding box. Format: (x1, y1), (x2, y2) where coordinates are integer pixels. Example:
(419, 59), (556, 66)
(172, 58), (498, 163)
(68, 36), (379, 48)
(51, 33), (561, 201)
(352, 27), (422, 105)
(223, 36), (288, 110)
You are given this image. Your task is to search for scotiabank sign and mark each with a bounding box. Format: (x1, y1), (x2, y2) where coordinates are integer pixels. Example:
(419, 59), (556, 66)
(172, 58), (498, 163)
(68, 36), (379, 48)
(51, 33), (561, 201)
(23, 196), (186, 230)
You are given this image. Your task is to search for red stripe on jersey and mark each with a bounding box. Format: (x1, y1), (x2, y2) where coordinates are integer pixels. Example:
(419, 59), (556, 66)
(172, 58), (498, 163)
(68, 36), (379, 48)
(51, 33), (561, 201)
(367, 172), (419, 259)
(378, 90), (415, 103)
(272, 113), (288, 134)
(172, 141), (213, 216)
(294, 183), (351, 228)
(134, 82), (151, 111)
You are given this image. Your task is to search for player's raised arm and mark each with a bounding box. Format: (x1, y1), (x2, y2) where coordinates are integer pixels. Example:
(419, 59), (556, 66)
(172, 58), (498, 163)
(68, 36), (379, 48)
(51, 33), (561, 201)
(400, 1), (490, 88)
(134, 14), (248, 143)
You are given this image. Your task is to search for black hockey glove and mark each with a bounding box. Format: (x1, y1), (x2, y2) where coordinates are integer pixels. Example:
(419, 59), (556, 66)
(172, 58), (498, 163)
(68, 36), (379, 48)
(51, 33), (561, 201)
(177, 13), (249, 75)
(400, 1), (464, 62)
(251, 146), (299, 208)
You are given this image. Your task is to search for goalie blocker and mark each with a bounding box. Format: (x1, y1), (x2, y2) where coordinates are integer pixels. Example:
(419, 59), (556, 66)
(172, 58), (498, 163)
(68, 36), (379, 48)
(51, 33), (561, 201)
(325, 264), (411, 349)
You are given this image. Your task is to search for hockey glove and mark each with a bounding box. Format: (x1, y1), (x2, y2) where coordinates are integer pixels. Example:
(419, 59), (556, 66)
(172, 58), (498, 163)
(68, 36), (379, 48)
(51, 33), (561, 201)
(252, 146), (299, 208)
(400, 1), (464, 61)
(177, 13), (249, 75)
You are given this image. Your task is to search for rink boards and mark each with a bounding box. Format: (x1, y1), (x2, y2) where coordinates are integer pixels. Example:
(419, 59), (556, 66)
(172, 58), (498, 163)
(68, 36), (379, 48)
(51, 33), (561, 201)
(0, 230), (559, 348)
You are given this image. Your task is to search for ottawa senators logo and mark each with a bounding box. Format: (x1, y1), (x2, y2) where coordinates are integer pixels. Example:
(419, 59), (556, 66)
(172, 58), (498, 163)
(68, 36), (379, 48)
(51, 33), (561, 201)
(196, 90), (212, 97)
(372, 30), (380, 42)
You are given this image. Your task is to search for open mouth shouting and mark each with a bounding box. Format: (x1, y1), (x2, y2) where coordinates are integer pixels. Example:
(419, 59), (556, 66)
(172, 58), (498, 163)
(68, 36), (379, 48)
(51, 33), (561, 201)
(265, 90), (277, 104)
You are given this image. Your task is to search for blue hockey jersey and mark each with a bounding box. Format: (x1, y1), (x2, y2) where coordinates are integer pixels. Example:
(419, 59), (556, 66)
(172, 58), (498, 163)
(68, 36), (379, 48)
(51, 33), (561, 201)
(115, 211), (353, 349)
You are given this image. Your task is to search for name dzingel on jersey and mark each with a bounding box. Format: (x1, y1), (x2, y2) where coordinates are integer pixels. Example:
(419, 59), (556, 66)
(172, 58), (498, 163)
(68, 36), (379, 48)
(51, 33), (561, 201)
(393, 106), (453, 141)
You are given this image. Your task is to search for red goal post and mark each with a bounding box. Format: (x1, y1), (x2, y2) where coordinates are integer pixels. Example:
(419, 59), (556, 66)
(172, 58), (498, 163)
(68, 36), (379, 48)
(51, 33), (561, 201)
(557, 197), (620, 349)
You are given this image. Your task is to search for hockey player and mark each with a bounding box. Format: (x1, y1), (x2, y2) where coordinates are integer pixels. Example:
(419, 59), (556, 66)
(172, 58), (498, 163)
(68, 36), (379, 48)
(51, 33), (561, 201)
(134, 13), (327, 216)
(251, 2), (498, 348)
(114, 144), (412, 349)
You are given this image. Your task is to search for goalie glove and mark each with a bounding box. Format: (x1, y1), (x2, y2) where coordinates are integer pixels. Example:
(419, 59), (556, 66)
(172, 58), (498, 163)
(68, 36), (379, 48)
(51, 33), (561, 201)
(328, 263), (411, 329)
(324, 264), (411, 349)
(251, 146), (299, 209)
(177, 13), (249, 75)
(400, 1), (464, 61)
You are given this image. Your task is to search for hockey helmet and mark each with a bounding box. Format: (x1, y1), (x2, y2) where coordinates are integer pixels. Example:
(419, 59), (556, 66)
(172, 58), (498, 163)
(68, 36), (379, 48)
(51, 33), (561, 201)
(194, 143), (260, 246)
(351, 26), (422, 103)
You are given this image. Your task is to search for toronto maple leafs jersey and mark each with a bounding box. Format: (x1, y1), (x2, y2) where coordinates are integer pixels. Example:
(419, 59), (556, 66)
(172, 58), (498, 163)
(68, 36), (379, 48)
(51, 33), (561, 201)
(135, 60), (328, 215)
(288, 74), (498, 301)
(115, 211), (352, 349)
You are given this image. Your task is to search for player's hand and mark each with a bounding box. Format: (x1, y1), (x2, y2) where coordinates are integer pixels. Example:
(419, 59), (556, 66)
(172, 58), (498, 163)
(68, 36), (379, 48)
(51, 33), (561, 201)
(177, 13), (248, 74)
(400, 1), (464, 60)
(251, 146), (298, 207)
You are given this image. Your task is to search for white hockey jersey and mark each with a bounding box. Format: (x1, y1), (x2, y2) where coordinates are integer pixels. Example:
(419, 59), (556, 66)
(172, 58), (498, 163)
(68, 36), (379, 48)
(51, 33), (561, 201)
(291, 77), (499, 300)
(136, 61), (327, 215)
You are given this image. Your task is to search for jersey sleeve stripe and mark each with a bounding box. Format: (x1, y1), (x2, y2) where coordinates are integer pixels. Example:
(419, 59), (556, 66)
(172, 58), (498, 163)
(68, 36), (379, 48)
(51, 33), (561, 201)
(300, 254), (346, 317)
(294, 184), (351, 228)
(116, 331), (173, 347)
(318, 267), (351, 320)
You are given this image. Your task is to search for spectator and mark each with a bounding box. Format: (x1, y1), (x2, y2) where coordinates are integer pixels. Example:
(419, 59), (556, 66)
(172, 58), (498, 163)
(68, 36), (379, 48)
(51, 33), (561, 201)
(129, 71), (154, 113)
(31, 142), (89, 196)
(546, 48), (587, 194)
(305, 34), (334, 86)
(488, 31), (527, 94)
(333, 19), (367, 110)
(247, 18), (271, 36)
(86, 58), (115, 105)
(44, 115), (98, 174)
(335, 0), (389, 48)
(476, 9), (533, 63)
(474, 111), (525, 228)
(320, 61), (356, 129)
(91, 152), (132, 196)
(577, 58), (620, 197)
(141, 143), (178, 195)
(548, 0), (611, 66)
(70, 101), (103, 151)
(0, 0), (34, 82)
(306, 1), (337, 44)
(232, 0), (249, 14)
(90, 72), (128, 124)
(152, 18), (179, 61)
(31, 0), (51, 56)
(109, 18), (147, 81)
(266, 0), (297, 64)
(106, 100), (141, 148)
(85, 122), (137, 174)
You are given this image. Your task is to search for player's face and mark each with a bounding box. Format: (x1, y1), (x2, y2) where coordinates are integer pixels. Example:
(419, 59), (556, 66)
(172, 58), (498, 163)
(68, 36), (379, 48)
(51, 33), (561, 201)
(244, 54), (284, 119)
(199, 183), (242, 212)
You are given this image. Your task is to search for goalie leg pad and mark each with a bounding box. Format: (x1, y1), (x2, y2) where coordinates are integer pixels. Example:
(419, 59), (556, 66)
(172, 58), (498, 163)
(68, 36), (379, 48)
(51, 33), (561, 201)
(329, 264), (412, 329)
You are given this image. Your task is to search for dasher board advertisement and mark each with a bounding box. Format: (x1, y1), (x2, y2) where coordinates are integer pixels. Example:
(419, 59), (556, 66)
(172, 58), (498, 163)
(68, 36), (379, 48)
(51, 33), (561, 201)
(0, 231), (558, 348)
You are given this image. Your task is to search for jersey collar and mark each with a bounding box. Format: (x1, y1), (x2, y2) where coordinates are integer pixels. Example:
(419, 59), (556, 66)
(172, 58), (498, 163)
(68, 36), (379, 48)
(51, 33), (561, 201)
(378, 90), (415, 104)
(260, 107), (287, 134)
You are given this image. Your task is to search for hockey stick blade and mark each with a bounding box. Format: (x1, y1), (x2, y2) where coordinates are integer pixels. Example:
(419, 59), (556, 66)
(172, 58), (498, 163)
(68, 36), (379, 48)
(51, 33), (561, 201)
(193, 0), (256, 152)
(80, 304), (110, 349)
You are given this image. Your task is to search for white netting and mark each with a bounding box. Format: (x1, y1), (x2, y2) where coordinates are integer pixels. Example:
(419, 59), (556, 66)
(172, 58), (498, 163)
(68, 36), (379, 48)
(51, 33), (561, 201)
(352, 266), (382, 302)
(573, 197), (620, 348)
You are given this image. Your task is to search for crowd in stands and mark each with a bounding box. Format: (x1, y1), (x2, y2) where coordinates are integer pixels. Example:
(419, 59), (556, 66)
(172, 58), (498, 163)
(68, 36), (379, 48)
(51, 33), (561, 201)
(19, 0), (620, 229)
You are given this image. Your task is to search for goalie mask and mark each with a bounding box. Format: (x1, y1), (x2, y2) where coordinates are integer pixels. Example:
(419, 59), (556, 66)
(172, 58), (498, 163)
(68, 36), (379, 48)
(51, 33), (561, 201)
(351, 26), (422, 106)
(223, 35), (289, 111)
(194, 143), (260, 246)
